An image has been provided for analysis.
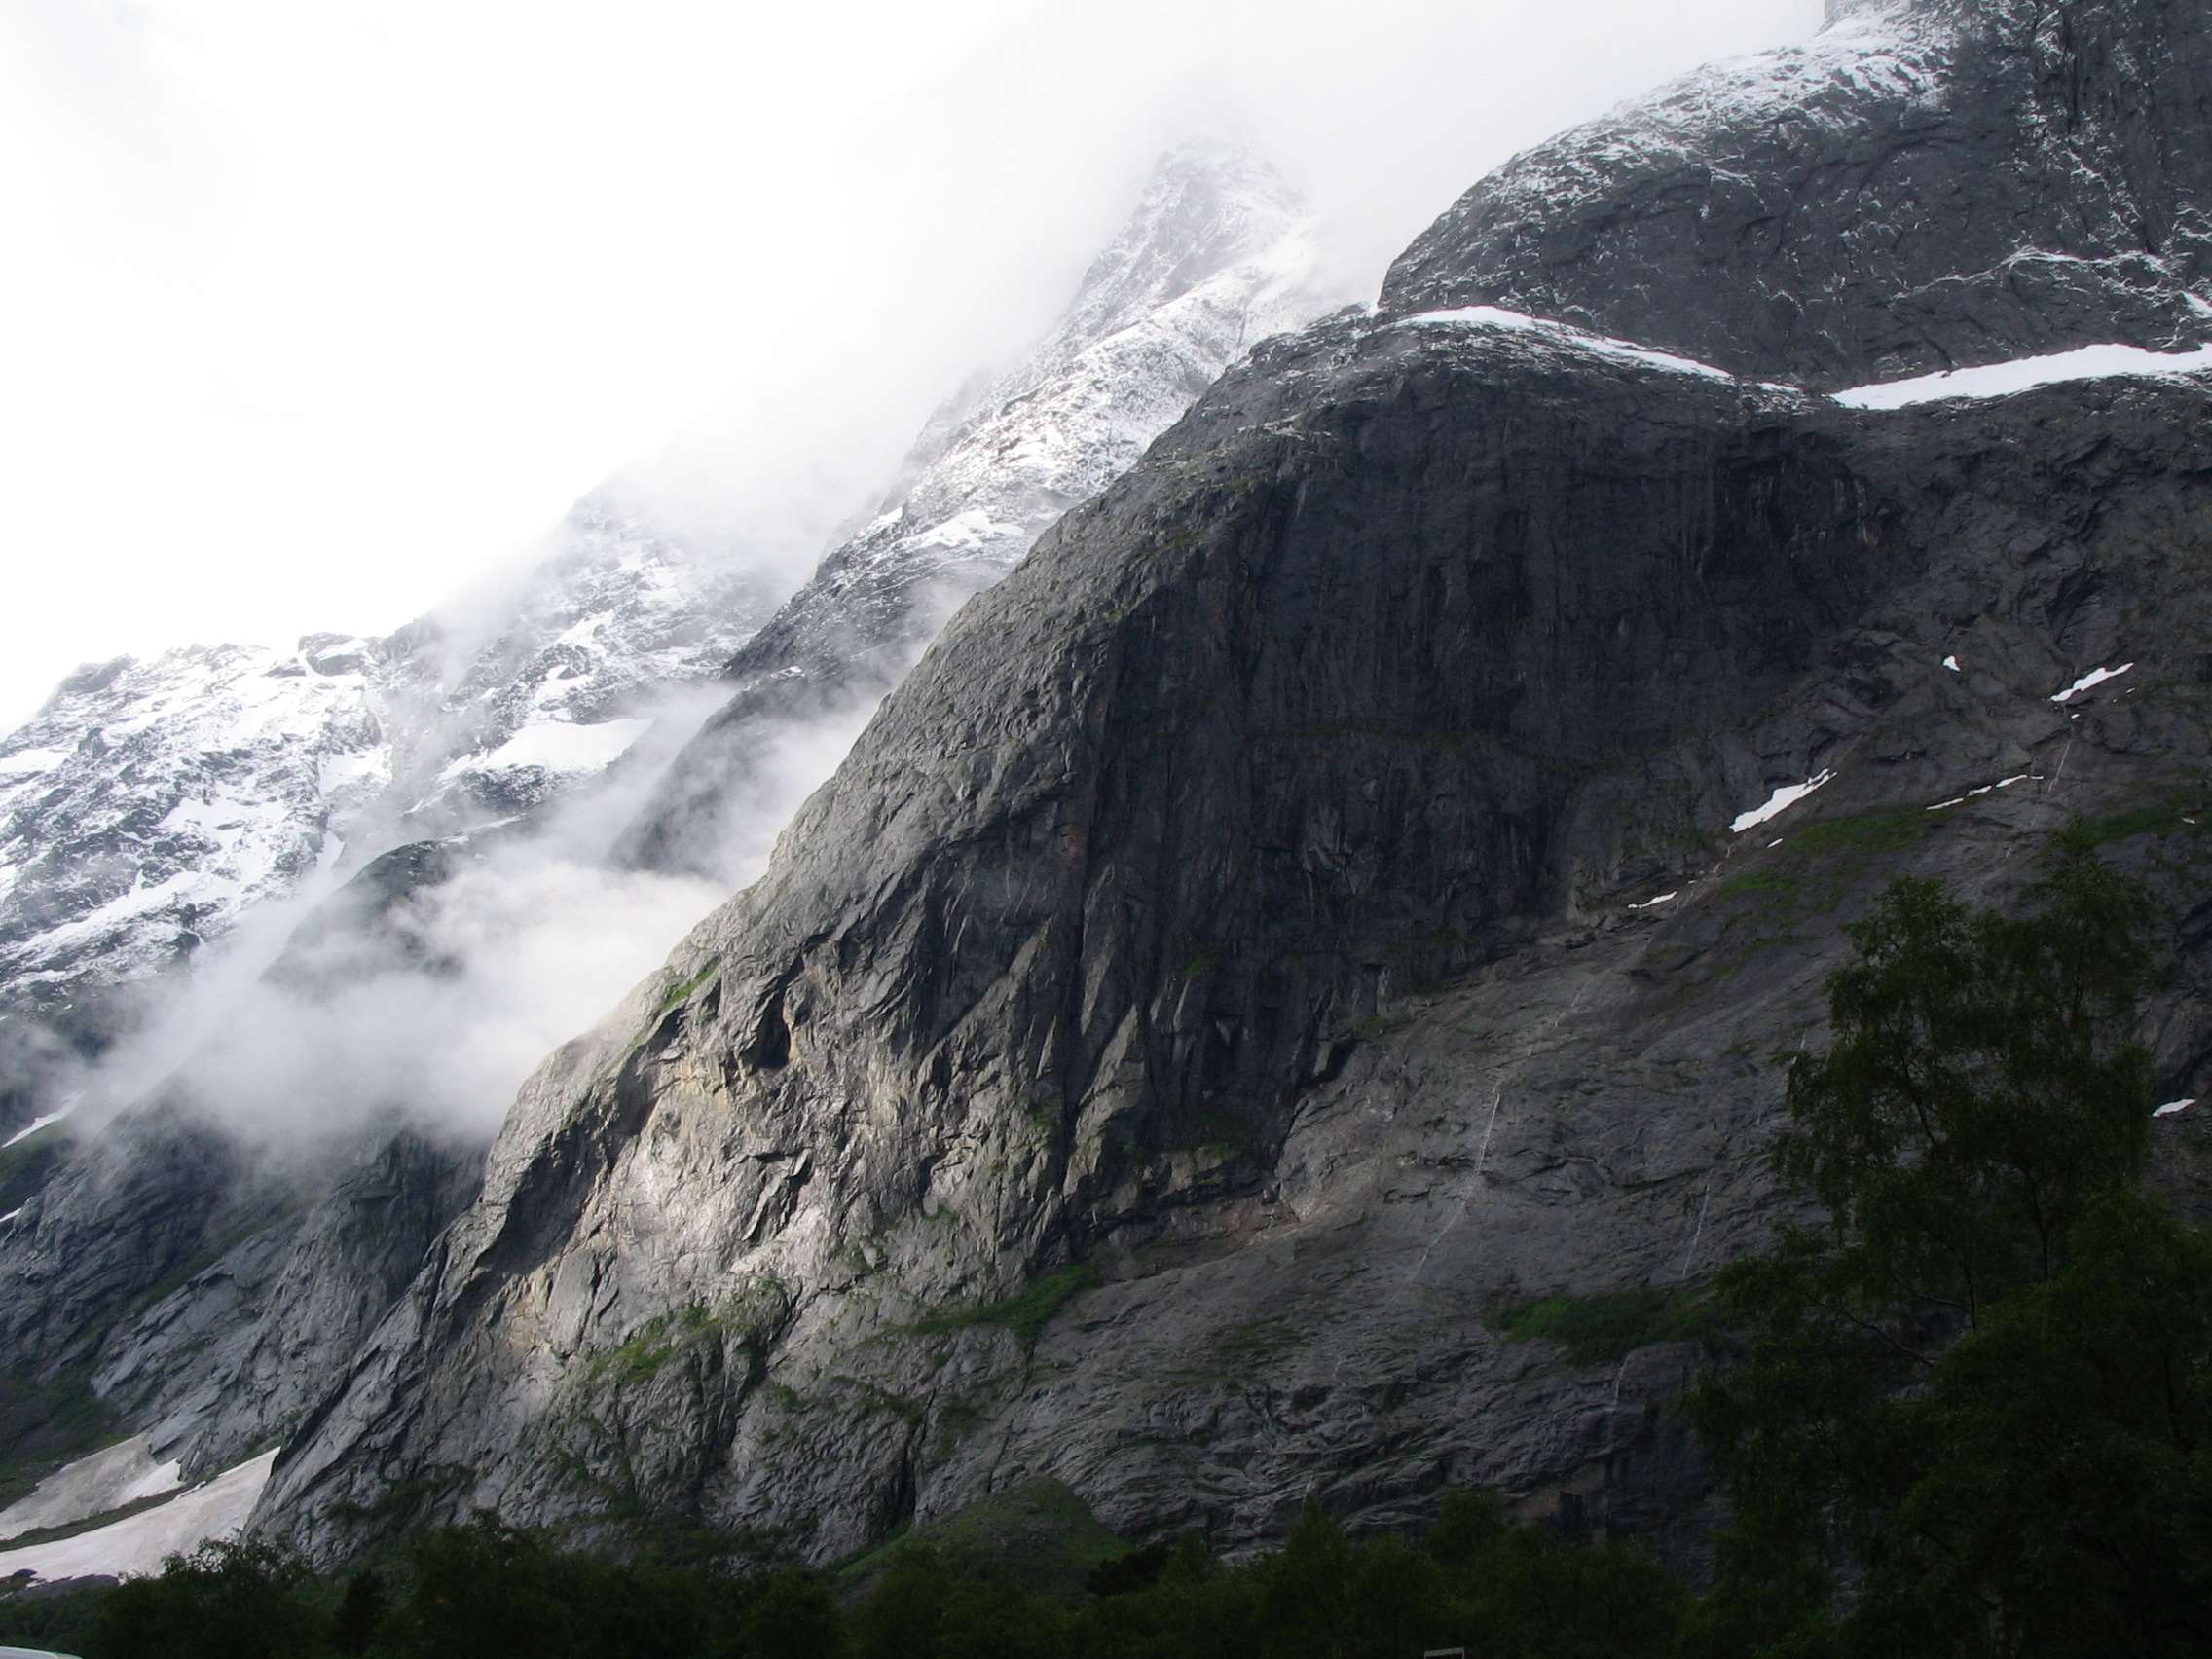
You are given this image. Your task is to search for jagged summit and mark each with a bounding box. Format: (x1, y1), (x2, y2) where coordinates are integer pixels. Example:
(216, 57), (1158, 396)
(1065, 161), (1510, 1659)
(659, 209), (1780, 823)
(1052, 139), (1314, 358)
(614, 138), (1332, 875)
(0, 490), (792, 1123)
(0, 641), (388, 998)
(1384, 0), (2211, 387)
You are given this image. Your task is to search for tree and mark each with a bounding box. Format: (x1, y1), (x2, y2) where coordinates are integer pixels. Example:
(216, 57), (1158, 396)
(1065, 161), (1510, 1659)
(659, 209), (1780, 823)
(329, 1567), (387, 1654)
(92, 1537), (323, 1659)
(1691, 835), (2212, 1658)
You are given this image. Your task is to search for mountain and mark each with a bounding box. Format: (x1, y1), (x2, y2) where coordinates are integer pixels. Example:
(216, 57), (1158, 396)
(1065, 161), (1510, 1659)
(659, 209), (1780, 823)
(0, 641), (388, 1122)
(0, 139), (1338, 1570)
(0, 493), (801, 1140)
(240, 0), (2212, 1574)
(1386, 0), (2211, 383)
(615, 139), (1327, 877)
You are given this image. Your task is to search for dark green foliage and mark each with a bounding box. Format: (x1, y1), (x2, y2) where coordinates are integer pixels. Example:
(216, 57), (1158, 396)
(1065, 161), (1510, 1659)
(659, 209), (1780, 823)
(386, 1515), (575, 1659)
(93, 1538), (323, 1659)
(329, 1567), (387, 1654)
(834, 1477), (1126, 1607)
(0, 1576), (113, 1656)
(1693, 835), (2212, 1656)
(2, 1493), (1693, 1659)
(1088, 1537), (1175, 1597)
(732, 1569), (843, 1659)
(913, 1264), (1099, 1346)
(1498, 1284), (1723, 1364)
(1773, 836), (2157, 1316)
(0, 1366), (118, 1507)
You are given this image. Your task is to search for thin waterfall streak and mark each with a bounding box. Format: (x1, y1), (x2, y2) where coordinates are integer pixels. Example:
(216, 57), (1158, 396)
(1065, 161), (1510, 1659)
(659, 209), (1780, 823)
(2045, 735), (2075, 794)
(1470, 1082), (1505, 1180)
(1678, 1176), (1714, 1282)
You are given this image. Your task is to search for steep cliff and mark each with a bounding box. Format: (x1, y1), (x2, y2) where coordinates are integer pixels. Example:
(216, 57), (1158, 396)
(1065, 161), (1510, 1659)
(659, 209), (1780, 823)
(1386, 0), (2212, 386)
(0, 140), (1337, 1551)
(615, 140), (1329, 877)
(253, 0), (2212, 1569)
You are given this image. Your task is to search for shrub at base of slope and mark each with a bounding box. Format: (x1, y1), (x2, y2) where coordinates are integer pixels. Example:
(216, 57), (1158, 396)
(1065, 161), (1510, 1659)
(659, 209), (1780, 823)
(1689, 835), (2212, 1657)
(1, 1493), (1698, 1659)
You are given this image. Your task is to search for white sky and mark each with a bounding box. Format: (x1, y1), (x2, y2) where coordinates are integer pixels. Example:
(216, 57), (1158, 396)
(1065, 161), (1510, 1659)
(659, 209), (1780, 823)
(0, 0), (1823, 731)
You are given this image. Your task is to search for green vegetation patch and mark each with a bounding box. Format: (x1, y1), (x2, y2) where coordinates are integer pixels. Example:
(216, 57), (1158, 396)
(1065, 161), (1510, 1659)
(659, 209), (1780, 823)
(587, 1301), (728, 1388)
(1497, 1284), (1723, 1366)
(2074, 795), (2212, 848)
(1169, 1313), (1306, 1383)
(832, 1476), (1126, 1606)
(583, 1281), (792, 1392)
(1785, 805), (1934, 859)
(1714, 805), (1945, 941)
(0, 1120), (69, 1212)
(912, 1265), (1099, 1346)
(655, 961), (719, 1016)
(0, 1366), (120, 1508)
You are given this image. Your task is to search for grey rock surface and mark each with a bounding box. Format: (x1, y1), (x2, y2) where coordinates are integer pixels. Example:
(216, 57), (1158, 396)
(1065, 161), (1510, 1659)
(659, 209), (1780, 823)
(1383, 0), (2212, 388)
(615, 140), (1332, 878)
(255, 295), (2212, 1567)
(0, 138), (1337, 1543)
(0, 1110), (480, 1484)
(15, 0), (2212, 1582)
(246, 0), (2212, 1571)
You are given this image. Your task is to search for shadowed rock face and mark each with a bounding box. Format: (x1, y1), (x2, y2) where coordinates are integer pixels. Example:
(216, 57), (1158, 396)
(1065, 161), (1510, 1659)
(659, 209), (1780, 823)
(0, 141), (1334, 1552)
(0, 1110), (482, 1484)
(612, 141), (1328, 880)
(1384, 0), (2212, 387)
(254, 284), (2212, 1567)
(98, 0), (2212, 1571)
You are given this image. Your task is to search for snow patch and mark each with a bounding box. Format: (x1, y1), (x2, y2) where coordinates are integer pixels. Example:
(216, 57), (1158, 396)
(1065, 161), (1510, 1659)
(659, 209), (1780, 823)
(1397, 306), (1744, 383)
(1731, 770), (1835, 833)
(2050, 663), (2134, 703)
(0, 747), (69, 777)
(2155, 1099), (2196, 1118)
(1831, 345), (2212, 411)
(2, 1103), (74, 1149)
(441, 718), (651, 780)
(0, 1449), (276, 1582)
(0, 1435), (186, 1543)
(1628, 891), (1679, 911)
(1942, 655), (1961, 673)
(1925, 775), (2031, 812)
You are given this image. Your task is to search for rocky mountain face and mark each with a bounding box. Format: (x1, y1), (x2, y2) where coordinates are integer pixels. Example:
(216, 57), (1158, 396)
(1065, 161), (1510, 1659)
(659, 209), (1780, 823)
(0, 142), (1336, 1530)
(246, 0), (2212, 1574)
(615, 140), (1328, 877)
(1386, 0), (2211, 385)
(0, 494), (794, 1139)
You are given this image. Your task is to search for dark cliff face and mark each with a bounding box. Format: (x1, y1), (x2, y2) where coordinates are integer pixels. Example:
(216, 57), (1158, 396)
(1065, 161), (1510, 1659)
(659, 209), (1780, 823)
(0, 1111), (481, 1483)
(1383, 0), (2212, 387)
(45, 0), (2197, 1571)
(0, 144), (1325, 1554)
(255, 283), (2212, 1564)
(612, 143), (1324, 879)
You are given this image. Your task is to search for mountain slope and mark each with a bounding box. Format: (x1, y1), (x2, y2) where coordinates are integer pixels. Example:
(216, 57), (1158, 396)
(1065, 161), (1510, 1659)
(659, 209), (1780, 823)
(253, 0), (2212, 1568)
(0, 139), (1340, 1555)
(615, 140), (1331, 876)
(1385, 0), (2212, 387)
(0, 493), (801, 1140)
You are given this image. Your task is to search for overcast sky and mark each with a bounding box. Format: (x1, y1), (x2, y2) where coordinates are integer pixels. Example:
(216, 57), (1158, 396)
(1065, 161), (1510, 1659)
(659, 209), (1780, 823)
(0, 0), (1824, 731)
